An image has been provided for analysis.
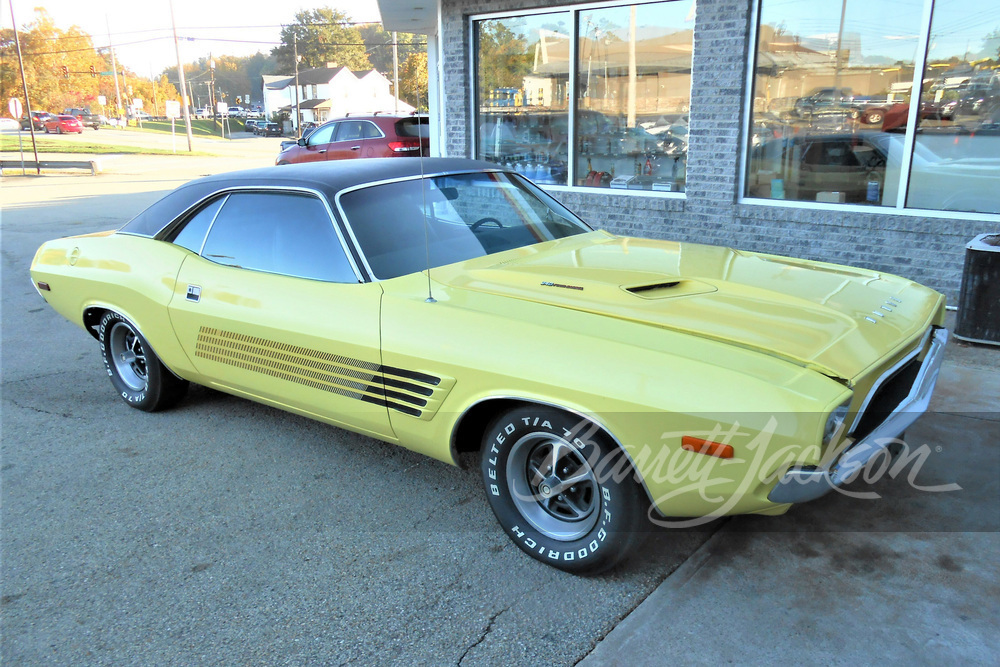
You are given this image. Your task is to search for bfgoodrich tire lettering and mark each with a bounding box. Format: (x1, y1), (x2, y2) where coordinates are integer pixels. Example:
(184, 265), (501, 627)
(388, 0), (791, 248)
(98, 311), (188, 412)
(481, 406), (646, 574)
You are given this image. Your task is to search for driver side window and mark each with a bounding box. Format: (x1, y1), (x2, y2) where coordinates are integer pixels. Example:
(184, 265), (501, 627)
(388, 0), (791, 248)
(307, 124), (336, 146)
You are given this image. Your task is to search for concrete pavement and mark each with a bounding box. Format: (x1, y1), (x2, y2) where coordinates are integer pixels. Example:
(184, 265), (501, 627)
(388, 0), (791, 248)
(582, 334), (1000, 665)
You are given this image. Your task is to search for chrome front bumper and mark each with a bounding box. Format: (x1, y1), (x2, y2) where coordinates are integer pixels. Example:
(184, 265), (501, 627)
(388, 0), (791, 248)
(768, 327), (949, 505)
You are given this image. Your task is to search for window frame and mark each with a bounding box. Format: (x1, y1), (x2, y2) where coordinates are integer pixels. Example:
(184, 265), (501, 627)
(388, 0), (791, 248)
(739, 0), (1000, 221)
(161, 185), (365, 283)
(469, 0), (692, 200)
(333, 168), (593, 281)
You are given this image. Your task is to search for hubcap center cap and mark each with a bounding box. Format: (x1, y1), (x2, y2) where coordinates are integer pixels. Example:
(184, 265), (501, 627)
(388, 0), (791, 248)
(538, 475), (562, 499)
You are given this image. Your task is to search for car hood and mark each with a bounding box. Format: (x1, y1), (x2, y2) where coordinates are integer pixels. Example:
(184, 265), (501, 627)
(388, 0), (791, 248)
(438, 232), (942, 381)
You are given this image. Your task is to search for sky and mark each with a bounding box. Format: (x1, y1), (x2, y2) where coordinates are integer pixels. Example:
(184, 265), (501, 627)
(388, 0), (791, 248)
(4, 1), (384, 75)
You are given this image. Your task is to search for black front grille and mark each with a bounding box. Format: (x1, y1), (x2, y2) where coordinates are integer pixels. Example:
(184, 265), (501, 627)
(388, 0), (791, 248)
(851, 357), (922, 440)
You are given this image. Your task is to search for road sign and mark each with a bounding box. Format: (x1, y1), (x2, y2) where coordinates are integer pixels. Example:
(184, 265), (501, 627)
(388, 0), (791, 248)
(133, 98), (143, 109)
(165, 100), (181, 119)
(8, 97), (22, 119)
(217, 102), (229, 115)
(98, 95), (107, 106)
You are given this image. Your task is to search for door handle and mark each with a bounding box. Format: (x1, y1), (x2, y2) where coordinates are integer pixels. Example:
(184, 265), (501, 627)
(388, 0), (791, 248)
(351, 145), (361, 151)
(318, 149), (326, 153)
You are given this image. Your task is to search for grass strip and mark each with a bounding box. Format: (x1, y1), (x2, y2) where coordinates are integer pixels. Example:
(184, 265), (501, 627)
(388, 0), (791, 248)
(0, 137), (209, 156)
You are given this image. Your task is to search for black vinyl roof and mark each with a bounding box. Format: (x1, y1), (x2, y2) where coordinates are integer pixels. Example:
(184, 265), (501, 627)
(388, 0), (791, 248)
(119, 158), (499, 238)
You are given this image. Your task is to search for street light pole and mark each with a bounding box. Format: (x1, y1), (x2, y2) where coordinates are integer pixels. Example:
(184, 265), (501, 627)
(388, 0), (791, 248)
(293, 33), (300, 136)
(169, 0), (194, 151)
(8, 0), (40, 174)
(106, 15), (123, 124)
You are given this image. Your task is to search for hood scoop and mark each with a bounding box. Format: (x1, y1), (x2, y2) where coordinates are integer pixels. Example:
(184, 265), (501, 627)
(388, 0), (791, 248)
(622, 279), (716, 299)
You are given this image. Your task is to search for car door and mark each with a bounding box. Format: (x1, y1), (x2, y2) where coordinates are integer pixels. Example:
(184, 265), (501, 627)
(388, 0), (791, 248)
(294, 122), (337, 163)
(325, 120), (368, 160)
(165, 189), (394, 440)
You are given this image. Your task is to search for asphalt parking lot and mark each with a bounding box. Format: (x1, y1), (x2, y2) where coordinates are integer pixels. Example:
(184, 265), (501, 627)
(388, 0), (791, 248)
(2, 155), (998, 665)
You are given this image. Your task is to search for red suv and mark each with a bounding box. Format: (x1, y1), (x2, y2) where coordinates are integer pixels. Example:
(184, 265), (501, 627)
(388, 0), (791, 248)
(275, 115), (429, 165)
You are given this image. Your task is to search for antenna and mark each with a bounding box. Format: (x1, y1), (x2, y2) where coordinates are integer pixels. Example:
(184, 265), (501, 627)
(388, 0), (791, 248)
(417, 73), (435, 303)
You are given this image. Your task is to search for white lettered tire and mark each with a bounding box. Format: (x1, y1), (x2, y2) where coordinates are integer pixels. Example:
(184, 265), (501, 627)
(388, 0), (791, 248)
(98, 311), (188, 412)
(481, 406), (647, 574)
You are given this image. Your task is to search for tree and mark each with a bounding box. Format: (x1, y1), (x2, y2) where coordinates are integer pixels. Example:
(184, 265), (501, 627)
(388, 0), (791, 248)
(0, 8), (153, 115)
(271, 8), (372, 72)
(358, 24), (424, 79)
(476, 22), (533, 96)
(398, 51), (428, 110)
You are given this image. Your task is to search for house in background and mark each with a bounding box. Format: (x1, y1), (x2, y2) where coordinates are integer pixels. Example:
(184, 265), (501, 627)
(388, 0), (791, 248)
(262, 65), (415, 127)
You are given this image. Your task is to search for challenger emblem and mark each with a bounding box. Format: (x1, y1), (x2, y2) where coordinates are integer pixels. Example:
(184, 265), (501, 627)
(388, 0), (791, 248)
(541, 281), (584, 291)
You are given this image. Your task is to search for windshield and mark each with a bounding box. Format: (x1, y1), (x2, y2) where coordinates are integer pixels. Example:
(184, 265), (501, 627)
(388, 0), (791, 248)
(338, 171), (591, 280)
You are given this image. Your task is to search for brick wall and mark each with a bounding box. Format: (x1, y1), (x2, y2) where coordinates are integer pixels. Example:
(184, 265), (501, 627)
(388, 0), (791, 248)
(440, 0), (994, 299)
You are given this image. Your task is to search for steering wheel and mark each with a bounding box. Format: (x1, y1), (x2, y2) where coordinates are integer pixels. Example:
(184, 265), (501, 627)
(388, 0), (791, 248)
(470, 217), (505, 231)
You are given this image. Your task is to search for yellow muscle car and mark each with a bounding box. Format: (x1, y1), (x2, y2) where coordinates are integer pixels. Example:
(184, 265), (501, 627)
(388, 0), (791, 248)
(29, 159), (948, 573)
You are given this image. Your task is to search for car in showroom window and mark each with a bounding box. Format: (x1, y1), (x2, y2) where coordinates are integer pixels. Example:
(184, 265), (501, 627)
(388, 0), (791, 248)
(30, 158), (949, 573)
(745, 0), (1000, 215)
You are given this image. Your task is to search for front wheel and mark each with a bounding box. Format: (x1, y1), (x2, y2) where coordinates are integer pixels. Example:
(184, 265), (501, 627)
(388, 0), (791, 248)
(481, 406), (647, 574)
(99, 311), (188, 412)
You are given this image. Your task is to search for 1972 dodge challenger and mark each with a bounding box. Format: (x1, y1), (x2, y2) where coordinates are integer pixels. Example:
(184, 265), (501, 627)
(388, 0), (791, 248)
(30, 159), (948, 573)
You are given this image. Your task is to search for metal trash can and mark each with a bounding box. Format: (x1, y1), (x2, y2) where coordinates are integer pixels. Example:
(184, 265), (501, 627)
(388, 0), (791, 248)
(955, 233), (1000, 345)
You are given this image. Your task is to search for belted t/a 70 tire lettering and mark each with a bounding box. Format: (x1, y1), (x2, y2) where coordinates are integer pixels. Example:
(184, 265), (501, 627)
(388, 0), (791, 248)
(481, 406), (647, 574)
(98, 311), (188, 412)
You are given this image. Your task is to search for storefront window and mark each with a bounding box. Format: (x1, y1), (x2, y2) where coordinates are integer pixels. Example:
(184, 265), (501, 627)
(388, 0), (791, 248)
(576, 2), (692, 191)
(473, 1), (693, 193)
(746, 0), (924, 206)
(475, 13), (571, 185)
(908, 2), (1000, 215)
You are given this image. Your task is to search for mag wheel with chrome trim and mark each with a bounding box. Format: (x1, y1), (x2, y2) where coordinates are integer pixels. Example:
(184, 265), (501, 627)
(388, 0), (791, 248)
(481, 406), (646, 574)
(98, 311), (188, 412)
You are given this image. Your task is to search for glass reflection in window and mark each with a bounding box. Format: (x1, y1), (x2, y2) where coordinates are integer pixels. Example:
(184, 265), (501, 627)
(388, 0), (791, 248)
(576, 1), (693, 192)
(908, 1), (1000, 214)
(746, 0), (923, 206)
(475, 13), (571, 185)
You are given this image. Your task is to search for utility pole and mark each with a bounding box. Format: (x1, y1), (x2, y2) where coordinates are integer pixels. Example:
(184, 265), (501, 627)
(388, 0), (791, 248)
(293, 32), (300, 135)
(392, 31), (399, 114)
(106, 16), (123, 124)
(209, 53), (217, 123)
(8, 0), (40, 174)
(169, 0), (194, 151)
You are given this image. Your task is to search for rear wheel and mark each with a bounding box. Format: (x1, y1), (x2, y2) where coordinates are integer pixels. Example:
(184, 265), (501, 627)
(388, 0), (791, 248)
(98, 311), (188, 412)
(481, 405), (647, 574)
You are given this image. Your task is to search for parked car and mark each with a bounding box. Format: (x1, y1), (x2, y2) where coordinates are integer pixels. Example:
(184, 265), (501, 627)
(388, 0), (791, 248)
(261, 122), (283, 137)
(43, 114), (84, 134)
(279, 126), (318, 152)
(29, 158), (948, 573)
(275, 114), (429, 165)
(20, 110), (53, 131)
(63, 108), (102, 130)
(749, 130), (1000, 213)
(244, 119), (264, 133)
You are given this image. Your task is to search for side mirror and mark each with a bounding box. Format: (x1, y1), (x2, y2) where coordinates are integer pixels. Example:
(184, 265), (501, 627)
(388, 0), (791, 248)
(297, 137), (306, 146)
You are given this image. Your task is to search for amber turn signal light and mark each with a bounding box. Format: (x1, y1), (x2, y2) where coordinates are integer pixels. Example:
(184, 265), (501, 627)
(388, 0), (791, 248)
(681, 436), (734, 459)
